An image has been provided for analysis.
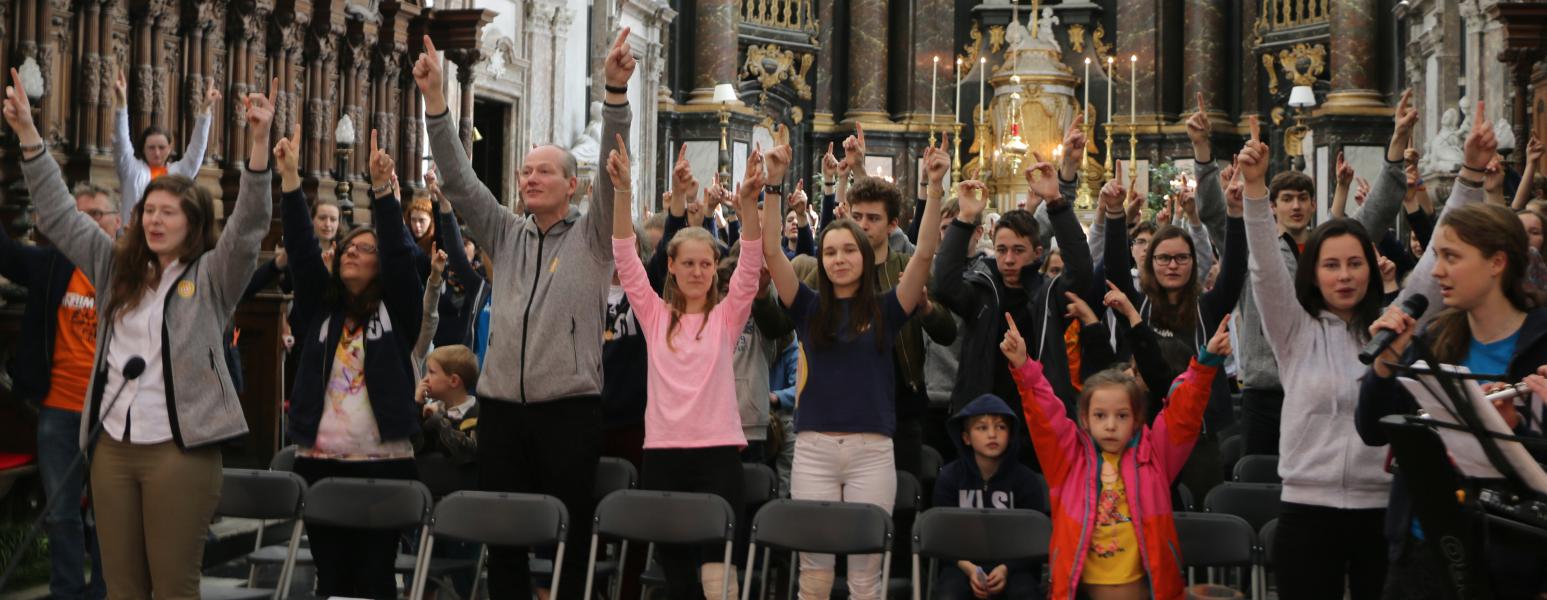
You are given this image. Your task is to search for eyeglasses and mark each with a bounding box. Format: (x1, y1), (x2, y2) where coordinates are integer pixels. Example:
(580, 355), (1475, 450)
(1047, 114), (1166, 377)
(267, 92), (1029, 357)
(1152, 253), (1193, 266)
(1131, 237), (1151, 247)
(81, 209), (113, 220)
(343, 241), (378, 255)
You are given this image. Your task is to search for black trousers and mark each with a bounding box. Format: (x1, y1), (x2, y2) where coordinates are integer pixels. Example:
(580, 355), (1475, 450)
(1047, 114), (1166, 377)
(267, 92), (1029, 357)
(1274, 501), (1387, 600)
(894, 414), (924, 479)
(293, 457), (419, 600)
(478, 396), (603, 600)
(641, 446), (744, 600)
(1240, 387), (1284, 456)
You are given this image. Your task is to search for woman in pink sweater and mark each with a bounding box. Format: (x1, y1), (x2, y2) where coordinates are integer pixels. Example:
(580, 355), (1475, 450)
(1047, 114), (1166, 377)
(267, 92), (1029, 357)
(607, 135), (764, 600)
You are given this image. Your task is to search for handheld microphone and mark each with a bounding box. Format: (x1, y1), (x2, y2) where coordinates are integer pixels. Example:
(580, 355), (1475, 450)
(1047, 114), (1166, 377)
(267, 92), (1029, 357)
(1360, 295), (1429, 364)
(0, 356), (146, 592)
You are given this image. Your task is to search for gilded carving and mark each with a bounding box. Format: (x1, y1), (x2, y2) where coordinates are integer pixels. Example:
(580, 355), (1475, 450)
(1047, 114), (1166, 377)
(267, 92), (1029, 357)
(1067, 24), (1085, 54)
(793, 53), (813, 100)
(1261, 53), (1279, 95)
(1092, 22), (1111, 59)
(957, 21), (982, 77)
(743, 44), (812, 101)
(1276, 43), (1325, 87)
(988, 26), (1005, 54)
(1270, 106), (1286, 126)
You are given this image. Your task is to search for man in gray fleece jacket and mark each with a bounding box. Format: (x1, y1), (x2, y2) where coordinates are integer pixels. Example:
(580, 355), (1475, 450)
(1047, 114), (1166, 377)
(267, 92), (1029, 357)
(414, 30), (636, 599)
(1234, 90), (1419, 456)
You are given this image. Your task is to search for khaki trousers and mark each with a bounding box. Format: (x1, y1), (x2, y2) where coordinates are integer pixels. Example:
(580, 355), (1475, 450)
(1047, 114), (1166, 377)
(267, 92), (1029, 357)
(90, 437), (222, 600)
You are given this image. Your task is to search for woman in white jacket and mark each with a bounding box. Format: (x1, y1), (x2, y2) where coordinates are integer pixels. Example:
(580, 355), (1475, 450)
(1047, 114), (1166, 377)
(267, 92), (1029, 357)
(1238, 118), (1392, 599)
(111, 67), (218, 220)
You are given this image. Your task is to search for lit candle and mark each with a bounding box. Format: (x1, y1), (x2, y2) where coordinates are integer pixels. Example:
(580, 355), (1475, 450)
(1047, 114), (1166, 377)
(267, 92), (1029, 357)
(1054, 144), (1064, 163)
(931, 56), (939, 126)
(1106, 56), (1114, 127)
(979, 57), (987, 125)
(955, 58), (963, 125)
(1083, 58), (1091, 117)
(1129, 55), (1138, 125)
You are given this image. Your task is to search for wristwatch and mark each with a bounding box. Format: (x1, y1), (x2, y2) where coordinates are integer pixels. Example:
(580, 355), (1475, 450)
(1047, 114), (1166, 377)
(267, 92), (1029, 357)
(763, 184), (785, 196)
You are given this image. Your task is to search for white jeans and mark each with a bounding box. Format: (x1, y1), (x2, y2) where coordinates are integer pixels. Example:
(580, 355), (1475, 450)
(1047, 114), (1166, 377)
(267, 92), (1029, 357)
(790, 431), (896, 600)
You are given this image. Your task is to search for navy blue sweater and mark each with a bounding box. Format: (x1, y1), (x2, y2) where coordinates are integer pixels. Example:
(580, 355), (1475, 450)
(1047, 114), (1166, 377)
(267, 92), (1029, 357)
(284, 188), (425, 446)
(0, 238), (76, 408)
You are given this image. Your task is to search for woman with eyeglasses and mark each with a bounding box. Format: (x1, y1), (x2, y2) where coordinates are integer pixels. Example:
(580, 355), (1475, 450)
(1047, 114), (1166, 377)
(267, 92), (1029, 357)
(281, 128), (426, 598)
(1098, 159), (1248, 500)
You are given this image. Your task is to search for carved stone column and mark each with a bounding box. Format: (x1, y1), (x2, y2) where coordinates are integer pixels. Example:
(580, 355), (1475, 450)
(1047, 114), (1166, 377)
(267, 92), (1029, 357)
(1323, 0), (1386, 111)
(811, 0), (837, 130)
(843, 0), (888, 123)
(449, 49), (482, 156)
(1115, 0), (1160, 121)
(524, 0), (559, 145)
(687, 0), (736, 104)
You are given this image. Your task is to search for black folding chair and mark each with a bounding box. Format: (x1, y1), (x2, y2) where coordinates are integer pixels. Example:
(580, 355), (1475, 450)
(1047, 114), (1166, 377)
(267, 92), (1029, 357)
(910, 507), (1051, 600)
(741, 499), (894, 600)
(246, 447), (310, 573)
(408, 491), (569, 600)
(200, 469), (308, 600)
(1203, 482), (1283, 531)
(1219, 435), (1244, 478)
(1173, 511), (1258, 599)
(531, 456), (639, 597)
(303, 477), (435, 597)
(582, 490), (738, 600)
(919, 446), (944, 484)
(641, 463), (782, 599)
(1255, 518), (1278, 599)
(832, 471), (921, 598)
(1232, 455), (1280, 484)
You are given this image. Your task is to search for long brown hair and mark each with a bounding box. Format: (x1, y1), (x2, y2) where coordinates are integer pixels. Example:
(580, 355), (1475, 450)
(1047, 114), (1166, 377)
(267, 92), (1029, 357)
(1138, 225), (1201, 334)
(663, 227), (721, 351)
(812, 219), (885, 352)
(105, 176), (219, 323)
(1426, 204), (1545, 364)
(1294, 218), (1385, 340)
(326, 227), (385, 324)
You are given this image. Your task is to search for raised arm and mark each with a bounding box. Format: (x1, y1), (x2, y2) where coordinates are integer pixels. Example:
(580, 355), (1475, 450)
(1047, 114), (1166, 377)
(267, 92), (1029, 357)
(1513, 136), (1542, 210)
(1397, 100), (1497, 331)
(583, 30), (640, 261)
(1331, 151), (1355, 219)
(1186, 93), (1228, 244)
(1241, 116), (1302, 349)
(169, 81), (220, 178)
(607, 137), (665, 328)
(895, 139), (950, 314)
(415, 251), (446, 371)
(1098, 177), (1142, 306)
(1050, 118), (1093, 297)
(1356, 90), (1420, 240)
(1002, 315), (1079, 486)
(368, 129), (426, 339)
(758, 144), (800, 308)
(611, 134), (637, 241)
(414, 34), (523, 254)
(110, 67), (144, 222)
(1153, 322), (1228, 480)
(433, 188), (482, 291)
(931, 176), (987, 318)
(1198, 186), (1247, 324)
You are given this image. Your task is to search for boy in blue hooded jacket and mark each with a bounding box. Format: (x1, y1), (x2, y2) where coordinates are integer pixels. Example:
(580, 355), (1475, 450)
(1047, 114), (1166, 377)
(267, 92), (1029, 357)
(932, 394), (1047, 599)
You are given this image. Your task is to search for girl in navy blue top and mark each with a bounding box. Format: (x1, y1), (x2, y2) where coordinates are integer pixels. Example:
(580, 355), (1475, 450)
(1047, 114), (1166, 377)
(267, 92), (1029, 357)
(758, 137), (953, 599)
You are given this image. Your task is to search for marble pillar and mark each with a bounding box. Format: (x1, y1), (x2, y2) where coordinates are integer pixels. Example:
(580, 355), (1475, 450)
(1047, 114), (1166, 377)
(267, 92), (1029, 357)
(844, 0), (887, 123)
(811, 0), (837, 129)
(908, 0), (953, 126)
(1239, 0), (1259, 119)
(1183, 0), (1226, 116)
(1324, 0), (1385, 110)
(524, 0), (560, 144)
(687, 0), (736, 104)
(621, 0), (675, 212)
(1115, 0), (1159, 120)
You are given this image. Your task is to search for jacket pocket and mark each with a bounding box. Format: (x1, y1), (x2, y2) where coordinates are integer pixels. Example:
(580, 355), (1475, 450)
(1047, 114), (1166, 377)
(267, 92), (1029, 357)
(571, 317), (579, 374)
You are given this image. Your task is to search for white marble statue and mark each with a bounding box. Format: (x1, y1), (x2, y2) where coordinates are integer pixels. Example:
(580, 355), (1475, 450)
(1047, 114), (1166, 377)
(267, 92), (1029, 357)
(1495, 117), (1516, 153)
(1038, 7), (1060, 45)
(570, 101), (603, 165)
(1422, 107), (1465, 174)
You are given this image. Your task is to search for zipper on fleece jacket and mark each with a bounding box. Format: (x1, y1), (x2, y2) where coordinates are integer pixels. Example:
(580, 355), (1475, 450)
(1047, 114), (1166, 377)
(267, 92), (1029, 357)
(518, 230), (548, 403)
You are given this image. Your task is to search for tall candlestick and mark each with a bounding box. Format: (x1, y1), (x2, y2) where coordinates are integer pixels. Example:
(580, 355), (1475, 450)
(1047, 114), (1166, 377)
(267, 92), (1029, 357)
(931, 56), (939, 126)
(1129, 54), (1137, 125)
(955, 58), (963, 125)
(979, 57), (987, 125)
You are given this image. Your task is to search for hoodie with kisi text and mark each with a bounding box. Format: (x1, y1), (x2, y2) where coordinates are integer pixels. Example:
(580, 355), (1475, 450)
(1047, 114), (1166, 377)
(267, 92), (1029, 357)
(933, 394), (1048, 514)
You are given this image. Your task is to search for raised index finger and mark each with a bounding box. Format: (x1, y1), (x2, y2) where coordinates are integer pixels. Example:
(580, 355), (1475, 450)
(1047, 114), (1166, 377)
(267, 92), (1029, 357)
(370, 128), (379, 154)
(1195, 91), (1206, 115)
(1249, 114), (1261, 143)
(612, 27), (631, 53)
(268, 77), (279, 104)
(423, 35), (438, 58)
(1004, 313), (1021, 335)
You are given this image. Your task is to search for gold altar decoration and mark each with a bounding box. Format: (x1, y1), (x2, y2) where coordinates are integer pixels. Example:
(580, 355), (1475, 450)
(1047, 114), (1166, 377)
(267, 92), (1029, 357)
(989, 26), (1007, 54)
(975, 9), (1080, 212)
(1277, 43), (1326, 87)
(1262, 54), (1280, 95)
(1091, 23), (1112, 59)
(959, 22), (983, 76)
(1067, 24), (1086, 53)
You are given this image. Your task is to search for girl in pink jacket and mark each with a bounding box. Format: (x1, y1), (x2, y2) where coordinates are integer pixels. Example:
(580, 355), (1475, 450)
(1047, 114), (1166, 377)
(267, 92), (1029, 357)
(1001, 313), (1231, 600)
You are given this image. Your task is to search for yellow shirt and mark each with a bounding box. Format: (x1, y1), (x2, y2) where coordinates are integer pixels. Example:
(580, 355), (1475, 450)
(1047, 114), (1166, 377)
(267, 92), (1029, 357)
(1082, 452), (1143, 585)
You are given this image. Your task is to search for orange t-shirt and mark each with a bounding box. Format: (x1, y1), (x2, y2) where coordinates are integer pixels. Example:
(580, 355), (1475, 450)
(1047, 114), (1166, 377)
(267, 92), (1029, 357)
(42, 269), (99, 413)
(149, 165), (168, 180)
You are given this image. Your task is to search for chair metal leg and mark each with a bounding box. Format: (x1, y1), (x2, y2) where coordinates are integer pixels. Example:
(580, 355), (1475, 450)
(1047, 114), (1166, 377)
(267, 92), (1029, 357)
(758, 546), (771, 600)
(409, 531), (435, 600)
(582, 533), (602, 600)
(786, 551), (796, 600)
(275, 521), (304, 600)
(719, 541), (735, 600)
(925, 558), (936, 600)
(248, 519), (267, 588)
(612, 539), (630, 600)
(879, 550), (892, 600)
(741, 544), (757, 600)
(551, 540), (568, 600)
(469, 545), (488, 600)
(641, 543), (655, 600)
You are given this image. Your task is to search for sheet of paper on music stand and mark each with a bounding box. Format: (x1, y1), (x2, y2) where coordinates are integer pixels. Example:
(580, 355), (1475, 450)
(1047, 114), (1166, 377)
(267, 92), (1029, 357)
(1396, 361), (1547, 496)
